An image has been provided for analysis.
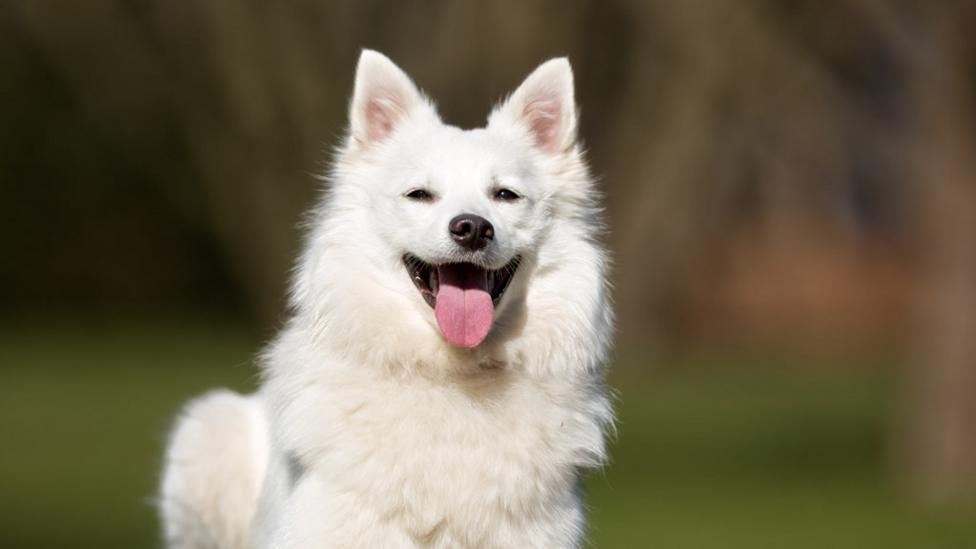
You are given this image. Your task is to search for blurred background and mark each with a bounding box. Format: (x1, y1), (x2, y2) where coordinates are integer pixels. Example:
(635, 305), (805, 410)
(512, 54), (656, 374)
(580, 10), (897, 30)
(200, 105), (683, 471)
(2, 1), (975, 547)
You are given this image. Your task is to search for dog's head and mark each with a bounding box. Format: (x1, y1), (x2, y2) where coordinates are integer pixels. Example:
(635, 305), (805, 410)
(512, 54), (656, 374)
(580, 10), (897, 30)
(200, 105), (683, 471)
(294, 51), (609, 363)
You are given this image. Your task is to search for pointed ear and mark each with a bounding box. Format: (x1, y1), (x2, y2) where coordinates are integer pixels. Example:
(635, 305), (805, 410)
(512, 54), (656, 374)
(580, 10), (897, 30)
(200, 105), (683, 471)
(493, 58), (577, 154)
(349, 50), (424, 145)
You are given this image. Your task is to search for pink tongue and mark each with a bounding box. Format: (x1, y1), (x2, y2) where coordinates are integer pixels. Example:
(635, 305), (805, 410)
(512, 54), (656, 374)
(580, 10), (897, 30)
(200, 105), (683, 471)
(434, 264), (494, 348)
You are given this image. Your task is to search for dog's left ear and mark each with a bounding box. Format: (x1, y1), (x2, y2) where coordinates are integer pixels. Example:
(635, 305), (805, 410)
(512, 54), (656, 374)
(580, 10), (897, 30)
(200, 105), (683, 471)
(349, 50), (424, 146)
(491, 58), (577, 154)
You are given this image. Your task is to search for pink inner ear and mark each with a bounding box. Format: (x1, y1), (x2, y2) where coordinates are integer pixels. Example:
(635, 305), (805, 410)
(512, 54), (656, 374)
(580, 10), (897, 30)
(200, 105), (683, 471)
(365, 97), (396, 142)
(523, 96), (562, 152)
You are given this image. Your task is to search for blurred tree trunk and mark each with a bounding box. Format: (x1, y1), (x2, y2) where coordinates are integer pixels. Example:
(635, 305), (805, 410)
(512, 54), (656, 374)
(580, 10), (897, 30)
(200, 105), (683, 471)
(606, 1), (843, 348)
(900, 7), (976, 501)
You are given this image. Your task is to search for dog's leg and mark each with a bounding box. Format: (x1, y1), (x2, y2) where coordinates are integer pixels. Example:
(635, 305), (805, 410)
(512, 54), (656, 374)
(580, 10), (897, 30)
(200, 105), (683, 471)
(159, 390), (269, 549)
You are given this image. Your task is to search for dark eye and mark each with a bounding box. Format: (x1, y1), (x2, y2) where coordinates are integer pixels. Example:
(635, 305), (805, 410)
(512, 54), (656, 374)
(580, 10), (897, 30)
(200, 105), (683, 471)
(405, 189), (434, 201)
(494, 188), (520, 201)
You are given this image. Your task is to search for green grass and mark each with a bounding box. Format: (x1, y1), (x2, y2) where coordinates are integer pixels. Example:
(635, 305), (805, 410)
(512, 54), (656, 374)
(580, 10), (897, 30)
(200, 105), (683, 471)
(586, 357), (976, 548)
(0, 317), (259, 549)
(0, 318), (973, 548)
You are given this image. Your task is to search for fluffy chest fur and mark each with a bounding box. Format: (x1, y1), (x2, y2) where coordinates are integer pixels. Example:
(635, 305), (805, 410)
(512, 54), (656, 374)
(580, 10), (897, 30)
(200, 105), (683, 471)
(263, 346), (610, 547)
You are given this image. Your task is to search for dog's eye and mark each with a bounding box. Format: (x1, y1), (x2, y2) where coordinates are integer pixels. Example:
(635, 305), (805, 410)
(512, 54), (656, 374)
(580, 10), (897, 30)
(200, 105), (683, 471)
(494, 188), (520, 201)
(405, 189), (434, 201)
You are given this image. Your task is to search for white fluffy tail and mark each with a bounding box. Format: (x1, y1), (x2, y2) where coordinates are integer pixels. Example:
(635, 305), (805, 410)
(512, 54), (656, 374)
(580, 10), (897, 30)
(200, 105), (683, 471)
(159, 390), (269, 549)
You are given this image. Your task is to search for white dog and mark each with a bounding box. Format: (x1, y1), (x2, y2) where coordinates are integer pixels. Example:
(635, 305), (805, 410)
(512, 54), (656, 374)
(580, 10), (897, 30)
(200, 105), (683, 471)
(159, 50), (613, 549)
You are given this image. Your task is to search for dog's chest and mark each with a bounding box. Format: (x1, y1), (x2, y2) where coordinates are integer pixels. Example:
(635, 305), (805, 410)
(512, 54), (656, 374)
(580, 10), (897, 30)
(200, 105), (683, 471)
(290, 371), (595, 542)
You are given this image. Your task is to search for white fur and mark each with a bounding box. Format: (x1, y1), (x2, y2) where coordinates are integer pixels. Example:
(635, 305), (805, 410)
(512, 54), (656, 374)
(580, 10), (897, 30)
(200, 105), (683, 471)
(159, 50), (613, 549)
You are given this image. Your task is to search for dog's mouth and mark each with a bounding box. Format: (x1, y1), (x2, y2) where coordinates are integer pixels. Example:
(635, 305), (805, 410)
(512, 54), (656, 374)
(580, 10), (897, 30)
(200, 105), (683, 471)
(404, 254), (520, 348)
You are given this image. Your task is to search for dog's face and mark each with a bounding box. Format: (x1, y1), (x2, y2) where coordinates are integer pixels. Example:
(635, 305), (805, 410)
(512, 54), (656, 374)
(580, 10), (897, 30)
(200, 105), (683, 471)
(385, 131), (535, 348)
(323, 51), (586, 351)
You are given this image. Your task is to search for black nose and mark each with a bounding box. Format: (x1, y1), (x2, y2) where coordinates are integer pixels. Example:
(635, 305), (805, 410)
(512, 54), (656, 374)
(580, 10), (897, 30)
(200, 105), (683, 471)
(449, 214), (494, 251)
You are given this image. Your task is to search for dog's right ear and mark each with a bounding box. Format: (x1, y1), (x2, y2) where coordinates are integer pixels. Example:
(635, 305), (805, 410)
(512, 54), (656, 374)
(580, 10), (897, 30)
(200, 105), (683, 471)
(490, 58), (577, 155)
(349, 50), (424, 146)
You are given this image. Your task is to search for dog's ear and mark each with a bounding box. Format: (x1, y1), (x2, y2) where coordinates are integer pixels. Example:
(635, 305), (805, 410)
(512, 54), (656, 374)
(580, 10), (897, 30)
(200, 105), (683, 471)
(492, 58), (577, 154)
(349, 50), (424, 146)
